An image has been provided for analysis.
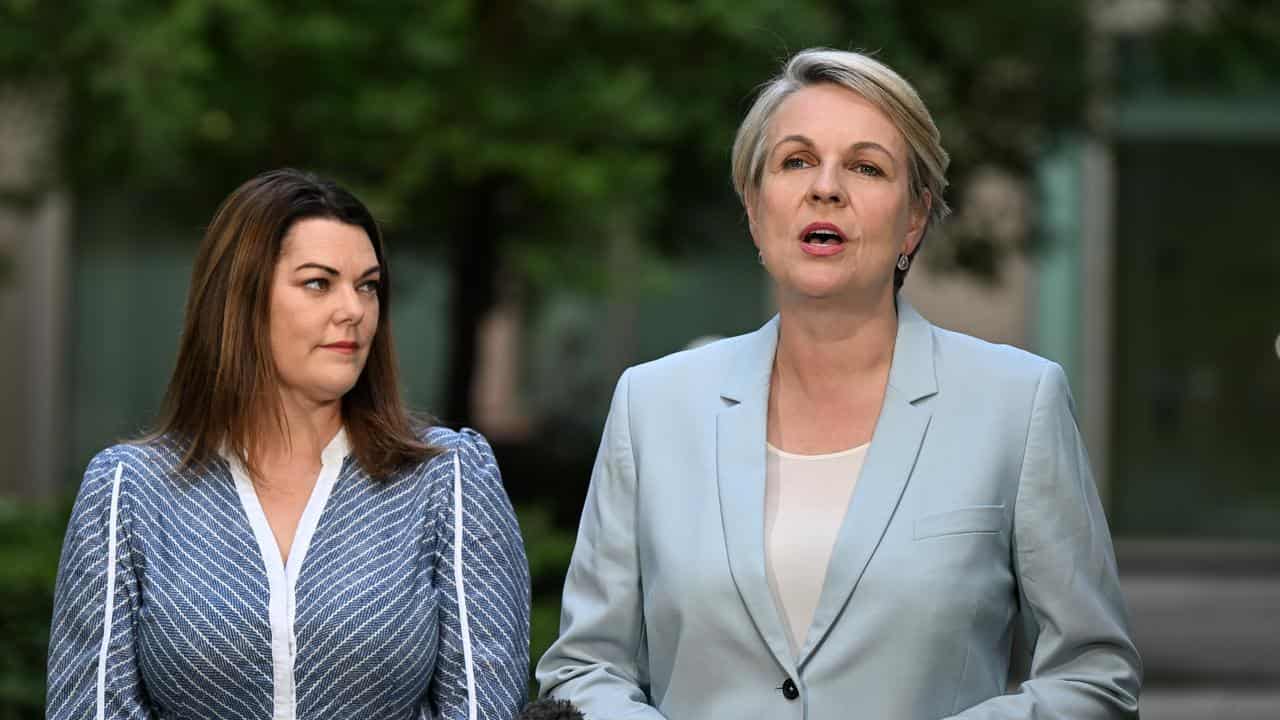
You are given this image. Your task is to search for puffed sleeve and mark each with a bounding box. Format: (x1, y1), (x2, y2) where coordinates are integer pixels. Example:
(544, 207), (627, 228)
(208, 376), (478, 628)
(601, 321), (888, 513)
(47, 453), (156, 719)
(947, 363), (1142, 719)
(535, 369), (667, 718)
(428, 429), (531, 720)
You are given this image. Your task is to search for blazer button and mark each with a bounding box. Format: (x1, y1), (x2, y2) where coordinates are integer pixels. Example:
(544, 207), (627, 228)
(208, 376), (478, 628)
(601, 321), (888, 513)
(781, 677), (799, 700)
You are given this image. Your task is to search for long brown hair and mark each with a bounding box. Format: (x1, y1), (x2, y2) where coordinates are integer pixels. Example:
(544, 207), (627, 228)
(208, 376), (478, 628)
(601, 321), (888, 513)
(148, 168), (440, 479)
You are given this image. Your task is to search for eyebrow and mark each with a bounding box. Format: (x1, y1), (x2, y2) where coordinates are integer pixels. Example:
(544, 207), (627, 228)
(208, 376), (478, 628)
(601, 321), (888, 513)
(773, 135), (899, 170)
(294, 262), (382, 279)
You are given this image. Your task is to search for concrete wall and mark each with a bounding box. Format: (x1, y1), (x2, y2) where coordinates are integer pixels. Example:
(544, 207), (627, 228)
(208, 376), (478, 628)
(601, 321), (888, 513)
(0, 85), (70, 500)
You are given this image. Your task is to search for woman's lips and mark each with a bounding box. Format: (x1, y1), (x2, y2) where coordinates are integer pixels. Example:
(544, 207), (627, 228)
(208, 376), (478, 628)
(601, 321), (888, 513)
(321, 342), (358, 355)
(801, 242), (845, 256)
(800, 222), (847, 256)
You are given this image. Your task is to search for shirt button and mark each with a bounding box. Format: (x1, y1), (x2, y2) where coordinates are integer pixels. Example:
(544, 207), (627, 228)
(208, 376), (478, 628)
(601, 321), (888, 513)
(781, 677), (799, 700)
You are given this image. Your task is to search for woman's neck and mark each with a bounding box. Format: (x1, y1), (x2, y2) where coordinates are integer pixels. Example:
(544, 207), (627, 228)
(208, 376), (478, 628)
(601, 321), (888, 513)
(773, 291), (898, 392)
(254, 392), (343, 468)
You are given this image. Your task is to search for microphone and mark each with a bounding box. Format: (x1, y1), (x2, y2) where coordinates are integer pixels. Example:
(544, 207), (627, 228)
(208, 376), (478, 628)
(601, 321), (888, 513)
(516, 697), (586, 720)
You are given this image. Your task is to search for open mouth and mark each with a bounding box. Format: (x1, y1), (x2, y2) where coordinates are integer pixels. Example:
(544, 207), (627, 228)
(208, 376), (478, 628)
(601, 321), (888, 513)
(800, 223), (847, 255)
(804, 228), (844, 245)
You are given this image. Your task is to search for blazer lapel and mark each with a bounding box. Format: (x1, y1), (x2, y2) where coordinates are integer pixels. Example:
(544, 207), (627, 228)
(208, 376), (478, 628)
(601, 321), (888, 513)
(716, 315), (798, 677)
(796, 298), (939, 666)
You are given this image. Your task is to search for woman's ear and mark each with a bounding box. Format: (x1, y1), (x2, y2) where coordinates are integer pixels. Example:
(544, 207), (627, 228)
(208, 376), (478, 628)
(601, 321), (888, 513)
(745, 199), (763, 256)
(904, 189), (932, 255)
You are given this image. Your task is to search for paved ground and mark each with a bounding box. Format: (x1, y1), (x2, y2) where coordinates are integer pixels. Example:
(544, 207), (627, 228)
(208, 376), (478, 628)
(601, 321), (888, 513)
(1117, 542), (1280, 718)
(1123, 575), (1280, 687)
(1140, 689), (1280, 719)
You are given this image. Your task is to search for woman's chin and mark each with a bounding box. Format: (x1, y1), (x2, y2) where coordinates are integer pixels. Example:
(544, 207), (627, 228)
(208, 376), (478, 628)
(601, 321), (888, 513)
(778, 274), (862, 303)
(283, 376), (360, 407)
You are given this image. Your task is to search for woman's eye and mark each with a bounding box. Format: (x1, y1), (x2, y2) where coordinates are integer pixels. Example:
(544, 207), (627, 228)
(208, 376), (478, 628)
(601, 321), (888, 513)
(303, 278), (329, 291)
(782, 156), (809, 170)
(358, 279), (381, 295)
(853, 162), (883, 177)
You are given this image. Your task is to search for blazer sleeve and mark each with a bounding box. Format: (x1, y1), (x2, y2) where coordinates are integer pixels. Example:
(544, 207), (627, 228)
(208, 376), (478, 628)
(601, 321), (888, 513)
(428, 429), (531, 720)
(947, 363), (1142, 719)
(535, 369), (667, 718)
(47, 454), (156, 719)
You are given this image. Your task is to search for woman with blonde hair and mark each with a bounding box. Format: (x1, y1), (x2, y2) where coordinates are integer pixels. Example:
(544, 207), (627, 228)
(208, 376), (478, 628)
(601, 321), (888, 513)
(538, 49), (1141, 718)
(48, 169), (530, 719)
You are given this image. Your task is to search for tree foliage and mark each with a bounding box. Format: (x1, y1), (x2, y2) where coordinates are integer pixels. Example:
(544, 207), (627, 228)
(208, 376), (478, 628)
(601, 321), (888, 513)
(4, 0), (1092, 235)
(8, 0), (1277, 279)
(4, 0), (1098, 419)
(1113, 0), (1280, 96)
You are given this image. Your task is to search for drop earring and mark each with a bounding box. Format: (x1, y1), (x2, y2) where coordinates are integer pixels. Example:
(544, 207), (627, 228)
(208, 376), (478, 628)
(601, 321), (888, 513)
(896, 254), (911, 271)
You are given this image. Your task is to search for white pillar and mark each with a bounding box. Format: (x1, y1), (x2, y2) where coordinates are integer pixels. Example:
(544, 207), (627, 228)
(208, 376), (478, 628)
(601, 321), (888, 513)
(0, 85), (70, 500)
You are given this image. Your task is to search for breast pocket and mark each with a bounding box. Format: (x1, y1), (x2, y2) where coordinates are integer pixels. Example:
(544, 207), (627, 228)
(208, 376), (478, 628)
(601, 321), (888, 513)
(913, 505), (1006, 540)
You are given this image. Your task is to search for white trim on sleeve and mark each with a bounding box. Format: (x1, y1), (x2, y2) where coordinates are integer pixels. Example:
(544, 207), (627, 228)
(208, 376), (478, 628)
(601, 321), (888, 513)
(96, 462), (125, 720)
(452, 451), (478, 720)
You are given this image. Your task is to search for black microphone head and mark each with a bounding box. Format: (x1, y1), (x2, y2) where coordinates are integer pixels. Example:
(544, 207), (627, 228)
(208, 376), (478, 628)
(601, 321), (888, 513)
(517, 697), (586, 720)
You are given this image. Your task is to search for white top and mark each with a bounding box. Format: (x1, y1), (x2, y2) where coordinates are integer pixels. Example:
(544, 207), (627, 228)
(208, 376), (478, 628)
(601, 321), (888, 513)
(764, 441), (868, 654)
(226, 429), (350, 720)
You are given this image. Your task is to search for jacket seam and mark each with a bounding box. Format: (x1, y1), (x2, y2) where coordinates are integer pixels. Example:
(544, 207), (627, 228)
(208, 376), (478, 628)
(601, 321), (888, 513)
(620, 368), (648, 691)
(1010, 363), (1051, 628)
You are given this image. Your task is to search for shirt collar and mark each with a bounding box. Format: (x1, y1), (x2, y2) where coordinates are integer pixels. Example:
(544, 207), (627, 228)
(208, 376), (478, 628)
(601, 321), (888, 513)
(321, 427), (351, 468)
(218, 425), (351, 468)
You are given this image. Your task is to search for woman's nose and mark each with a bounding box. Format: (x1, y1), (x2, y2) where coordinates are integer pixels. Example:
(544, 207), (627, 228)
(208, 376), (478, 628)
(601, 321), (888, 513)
(808, 166), (847, 205)
(334, 287), (366, 325)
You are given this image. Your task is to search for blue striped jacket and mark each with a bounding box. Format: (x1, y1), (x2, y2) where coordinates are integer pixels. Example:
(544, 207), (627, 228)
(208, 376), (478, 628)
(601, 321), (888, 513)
(47, 426), (530, 720)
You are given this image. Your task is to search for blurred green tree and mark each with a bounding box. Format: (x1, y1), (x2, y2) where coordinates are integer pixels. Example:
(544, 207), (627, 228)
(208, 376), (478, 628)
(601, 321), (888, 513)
(0, 500), (64, 717)
(2, 0), (1093, 423)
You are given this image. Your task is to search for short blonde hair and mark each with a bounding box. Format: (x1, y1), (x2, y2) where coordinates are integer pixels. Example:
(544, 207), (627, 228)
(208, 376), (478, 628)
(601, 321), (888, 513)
(732, 48), (951, 236)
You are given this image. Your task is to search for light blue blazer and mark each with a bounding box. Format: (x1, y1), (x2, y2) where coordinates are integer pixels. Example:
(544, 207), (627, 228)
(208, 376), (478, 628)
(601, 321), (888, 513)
(537, 299), (1141, 719)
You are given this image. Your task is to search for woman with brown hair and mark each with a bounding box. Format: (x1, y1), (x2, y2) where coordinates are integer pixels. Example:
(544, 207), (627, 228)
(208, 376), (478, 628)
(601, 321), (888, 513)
(47, 169), (530, 720)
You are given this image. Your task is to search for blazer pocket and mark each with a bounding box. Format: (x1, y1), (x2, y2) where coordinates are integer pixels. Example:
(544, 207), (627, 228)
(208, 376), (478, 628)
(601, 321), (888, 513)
(913, 505), (1006, 540)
